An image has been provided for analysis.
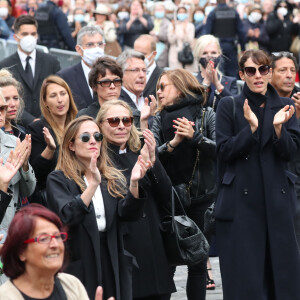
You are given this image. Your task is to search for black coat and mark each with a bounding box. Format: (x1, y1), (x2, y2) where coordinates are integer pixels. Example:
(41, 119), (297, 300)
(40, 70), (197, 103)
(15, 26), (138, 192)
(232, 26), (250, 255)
(215, 83), (300, 300)
(152, 95), (216, 202)
(143, 65), (163, 99)
(57, 62), (97, 110)
(109, 145), (175, 298)
(46, 170), (146, 300)
(27, 118), (59, 190)
(0, 51), (61, 126)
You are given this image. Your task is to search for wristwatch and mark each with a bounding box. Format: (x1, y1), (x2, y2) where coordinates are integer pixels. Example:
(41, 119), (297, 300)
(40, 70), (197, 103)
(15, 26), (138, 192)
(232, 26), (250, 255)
(215, 88), (224, 96)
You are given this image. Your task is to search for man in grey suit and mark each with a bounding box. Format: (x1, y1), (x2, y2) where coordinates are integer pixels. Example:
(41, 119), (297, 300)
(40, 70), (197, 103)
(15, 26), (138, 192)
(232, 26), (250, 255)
(0, 15), (61, 127)
(57, 25), (105, 110)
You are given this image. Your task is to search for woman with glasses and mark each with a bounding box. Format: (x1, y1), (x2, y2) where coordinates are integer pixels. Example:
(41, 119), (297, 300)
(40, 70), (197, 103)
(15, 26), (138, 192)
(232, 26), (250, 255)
(215, 49), (300, 300)
(0, 69), (26, 140)
(0, 204), (92, 299)
(97, 100), (176, 300)
(27, 75), (77, 205)
(77, 56), (123, 119)
(151, 69), (216, 300)
(194, 34), (238, 111)
(46, 116), (150, 300)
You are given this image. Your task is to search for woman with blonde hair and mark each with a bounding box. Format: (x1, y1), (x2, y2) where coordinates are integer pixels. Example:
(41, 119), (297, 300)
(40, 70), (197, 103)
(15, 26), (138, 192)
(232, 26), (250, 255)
(46, 115), (150, 300)
(151, 68), (216, 300)
(97, 99), (175, 300)
(27, 75), (78, 204)
(0, 69), (25, 140)
(194, 34), (238, 111)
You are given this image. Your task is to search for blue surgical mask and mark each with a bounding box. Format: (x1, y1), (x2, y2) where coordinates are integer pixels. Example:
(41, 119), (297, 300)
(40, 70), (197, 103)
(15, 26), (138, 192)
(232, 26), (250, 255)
(177, 13), (188, 21)
(155, 11), (165, 19)
(194, 13), (204, 23)
(205, 6), (214, 16)
(112, 3), (119, 11)
(74, 14), (84, 22)
(184, 5), (191, 10)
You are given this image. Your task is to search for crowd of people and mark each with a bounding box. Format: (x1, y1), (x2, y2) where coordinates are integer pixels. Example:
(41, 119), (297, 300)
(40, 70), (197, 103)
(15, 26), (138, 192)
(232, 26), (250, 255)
(0, 0), (300, 300)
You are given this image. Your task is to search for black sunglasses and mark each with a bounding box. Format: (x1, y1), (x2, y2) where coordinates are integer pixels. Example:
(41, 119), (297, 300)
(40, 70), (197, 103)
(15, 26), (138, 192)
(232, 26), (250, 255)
(106, 117), (133, 127)
(0, 105), (7, 113)
(78, 132), (103, 143)
(243, 65), (270, 77)
(157, 83), (173, 92)
(96, 79), (122, 87)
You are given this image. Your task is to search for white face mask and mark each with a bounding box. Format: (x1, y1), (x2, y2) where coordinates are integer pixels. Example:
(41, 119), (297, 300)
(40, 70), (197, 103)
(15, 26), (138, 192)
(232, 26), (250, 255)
(17, 35), (37, 53)
(0, 7), (8, 18)
(81, 46), (105, 66)
(277, 7), (288, 17)
(248, 11), (262, 23)
(144, 52), (154, 68)
(118, 11), (129, 20)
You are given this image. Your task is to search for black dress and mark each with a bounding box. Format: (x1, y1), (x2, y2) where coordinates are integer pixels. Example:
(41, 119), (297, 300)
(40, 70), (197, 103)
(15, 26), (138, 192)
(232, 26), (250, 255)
(108, 144), (176, 299)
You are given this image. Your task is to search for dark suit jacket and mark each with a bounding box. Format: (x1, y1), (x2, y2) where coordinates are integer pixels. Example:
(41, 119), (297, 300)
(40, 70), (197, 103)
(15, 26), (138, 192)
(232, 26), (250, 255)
(143, 65), (163, 99)
(0, 51), (61, 127)
(57, 62), (96, 110)
(47, 170), (146, 300)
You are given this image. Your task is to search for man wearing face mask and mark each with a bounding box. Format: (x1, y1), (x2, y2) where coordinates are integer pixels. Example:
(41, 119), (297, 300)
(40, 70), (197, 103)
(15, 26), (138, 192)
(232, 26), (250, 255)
(57, 25), (105, 109)
(243, 4), (269, 52)
(266, 0), (298, 53)
(204, 0), (245, 77)
(134, 34), (163, 100)
(0, 15), (61, 127)
(0, 0), (14, 31)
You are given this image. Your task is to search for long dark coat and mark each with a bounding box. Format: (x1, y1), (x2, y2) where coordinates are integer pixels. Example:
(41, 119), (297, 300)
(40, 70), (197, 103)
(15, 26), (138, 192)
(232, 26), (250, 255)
(109, 145), (176, 298)
(215, 83), (300, 300)
(46, 170), (146, 300)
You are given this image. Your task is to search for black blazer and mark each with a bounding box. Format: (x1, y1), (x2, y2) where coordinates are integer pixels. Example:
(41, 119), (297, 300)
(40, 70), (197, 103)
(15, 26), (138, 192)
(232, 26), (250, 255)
(143, 65), (163, 99)
(57, 62), (96, 110)
(27, 118), (59, 190)
(109, 145), (175, 298)
(0, 51), (61, 126)
(46, 170), (146, 300)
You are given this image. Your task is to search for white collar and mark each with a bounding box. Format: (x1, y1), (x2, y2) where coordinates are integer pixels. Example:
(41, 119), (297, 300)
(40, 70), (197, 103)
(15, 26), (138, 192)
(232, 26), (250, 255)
(17, 48), (36, 63)
(146, 62), (156, 81)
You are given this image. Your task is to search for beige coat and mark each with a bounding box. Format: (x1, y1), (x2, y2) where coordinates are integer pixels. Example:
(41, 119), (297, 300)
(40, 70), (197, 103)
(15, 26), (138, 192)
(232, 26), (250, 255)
(0, 273), (89, 300)
(167, 21), (198, 72)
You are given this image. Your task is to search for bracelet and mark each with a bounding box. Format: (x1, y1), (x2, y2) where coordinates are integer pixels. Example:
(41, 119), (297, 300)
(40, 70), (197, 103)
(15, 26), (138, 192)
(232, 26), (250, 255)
(215, 88), (224, 95)
(166, 141), (176, 149)
(47, 145), (56, 151)
(202, 82), (210, 90)
(130, 184), (138, 188)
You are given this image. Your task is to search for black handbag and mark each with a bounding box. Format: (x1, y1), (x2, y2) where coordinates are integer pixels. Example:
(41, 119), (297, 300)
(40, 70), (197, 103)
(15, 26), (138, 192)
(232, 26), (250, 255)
(0, 190), (13, 223)
(161, 188), (209, 266)
(178, 42), (194, 66)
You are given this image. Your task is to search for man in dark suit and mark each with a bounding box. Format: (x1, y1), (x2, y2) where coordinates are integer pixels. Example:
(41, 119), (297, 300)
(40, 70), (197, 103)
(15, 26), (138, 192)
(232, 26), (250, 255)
(57, 25), (105, 110)
(270, 51), (300, 250)
(134, 34), (162, 99)
(0, 15), (61, 127)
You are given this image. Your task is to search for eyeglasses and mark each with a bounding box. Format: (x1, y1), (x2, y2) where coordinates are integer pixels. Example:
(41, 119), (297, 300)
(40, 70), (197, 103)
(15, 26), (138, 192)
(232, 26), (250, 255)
(125, 68), (147, 74)
(157, 83), (173, 92)
(243, 65), (270, 77)
(78, 132), (103, 143)
(0, 105), (7, 113)
(105, 117), (133, 127)
(271, 52), (294, 58)
(96, 79), (122, 87)
(83, 42), (105, 48)
(24, 232), (68, 244)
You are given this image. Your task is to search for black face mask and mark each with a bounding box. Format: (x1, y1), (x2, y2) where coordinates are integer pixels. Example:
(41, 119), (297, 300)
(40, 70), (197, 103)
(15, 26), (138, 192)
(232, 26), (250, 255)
(199, 56), (221, 68)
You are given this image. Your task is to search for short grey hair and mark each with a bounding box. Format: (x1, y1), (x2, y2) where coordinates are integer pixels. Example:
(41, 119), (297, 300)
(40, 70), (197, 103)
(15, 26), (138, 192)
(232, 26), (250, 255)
(76, 25), (104, 46)
(116, 49), (145, 71)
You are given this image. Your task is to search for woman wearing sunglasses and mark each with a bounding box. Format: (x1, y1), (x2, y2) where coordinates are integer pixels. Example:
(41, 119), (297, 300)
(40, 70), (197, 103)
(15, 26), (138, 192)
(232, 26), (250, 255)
(46, 116), (150, 300)
(27, 75), (78, 205)
(151, 69), (216, 300)
(97, 100), (176, 300)
(215, 49), (300, 300)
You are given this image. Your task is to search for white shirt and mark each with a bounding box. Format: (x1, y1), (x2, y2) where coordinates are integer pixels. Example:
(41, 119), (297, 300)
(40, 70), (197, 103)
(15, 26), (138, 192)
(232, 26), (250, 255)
(122, 87), (145, 111)
(83, 177), (106, 232)
(81, 60), (94, 98)
(146, 62), (156, 83)
(17, 49), (36, 77)
(119, 148), (127, 154)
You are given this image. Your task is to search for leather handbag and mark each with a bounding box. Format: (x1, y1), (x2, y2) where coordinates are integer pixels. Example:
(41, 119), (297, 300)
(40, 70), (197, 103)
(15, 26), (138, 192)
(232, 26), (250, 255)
(0, 190), (13, 224)
(178, 42), (194, 66)
(161, 188), (209, 266)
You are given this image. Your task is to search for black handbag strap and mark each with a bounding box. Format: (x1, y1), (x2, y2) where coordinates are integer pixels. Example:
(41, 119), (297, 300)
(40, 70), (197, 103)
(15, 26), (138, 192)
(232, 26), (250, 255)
(172, 187), (187, 217)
